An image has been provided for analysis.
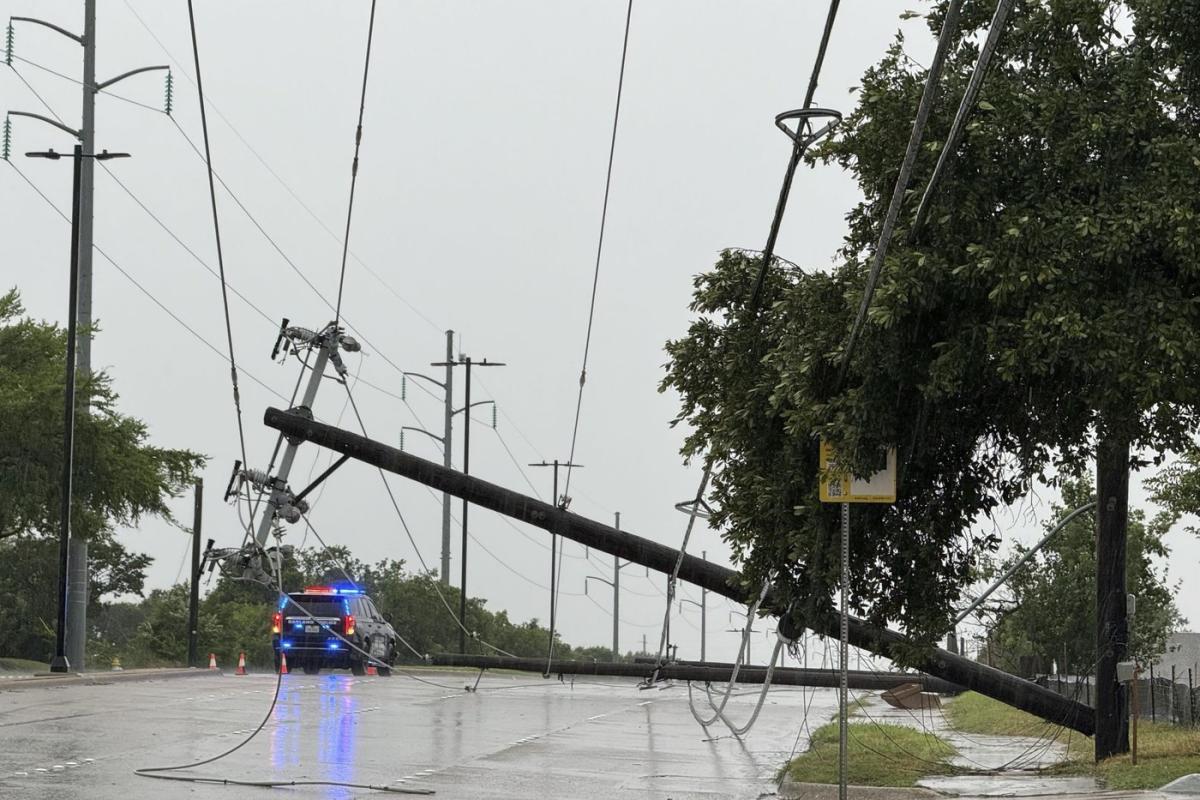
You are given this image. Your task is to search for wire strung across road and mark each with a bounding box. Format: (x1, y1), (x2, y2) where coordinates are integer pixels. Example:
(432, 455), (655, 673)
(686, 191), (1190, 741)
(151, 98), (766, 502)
(333, 0), (379, 326)
(549, 0), (635, 676)
(183, 0), (250, 490)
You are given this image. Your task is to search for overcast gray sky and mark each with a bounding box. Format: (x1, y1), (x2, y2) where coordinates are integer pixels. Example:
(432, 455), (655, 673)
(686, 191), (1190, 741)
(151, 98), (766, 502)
(2, 1), (1194, 665)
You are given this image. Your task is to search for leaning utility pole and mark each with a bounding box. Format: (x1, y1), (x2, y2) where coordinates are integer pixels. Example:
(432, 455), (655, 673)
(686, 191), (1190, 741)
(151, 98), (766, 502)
(7, 5), (168, 671)
(264, 406), (1097, 734)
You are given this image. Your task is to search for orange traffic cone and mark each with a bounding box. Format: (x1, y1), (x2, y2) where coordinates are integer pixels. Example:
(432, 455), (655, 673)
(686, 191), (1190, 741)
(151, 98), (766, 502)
(236, 652), (248, 676)
(365, 662), (378, 676)
(208, 653), (218, 670)
(278, 652), (289, 675)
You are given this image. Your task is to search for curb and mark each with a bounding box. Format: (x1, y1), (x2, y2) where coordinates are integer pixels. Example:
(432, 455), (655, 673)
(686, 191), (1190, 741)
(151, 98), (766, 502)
(779, 779), (940, 799)
(0, 667), (226, 692)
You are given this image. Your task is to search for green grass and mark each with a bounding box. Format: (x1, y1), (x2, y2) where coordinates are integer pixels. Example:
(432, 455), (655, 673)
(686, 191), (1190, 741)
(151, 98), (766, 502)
(783, 721), (959, 787)
(945, 691), (1200, 790)
(0, 657), (48, 672)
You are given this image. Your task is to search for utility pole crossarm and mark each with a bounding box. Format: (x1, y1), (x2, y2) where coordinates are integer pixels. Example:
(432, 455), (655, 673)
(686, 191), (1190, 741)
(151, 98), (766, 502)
(263, 407), (1095, 735)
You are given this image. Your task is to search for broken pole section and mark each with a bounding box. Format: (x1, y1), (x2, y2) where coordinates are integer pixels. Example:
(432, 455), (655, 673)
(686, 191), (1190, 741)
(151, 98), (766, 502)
(262, 408), (1095, 735)
(431, 653), (963, 693)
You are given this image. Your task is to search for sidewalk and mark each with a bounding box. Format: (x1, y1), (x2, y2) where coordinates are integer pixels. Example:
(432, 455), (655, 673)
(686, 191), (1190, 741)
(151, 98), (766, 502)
(0, 667), (223, 692)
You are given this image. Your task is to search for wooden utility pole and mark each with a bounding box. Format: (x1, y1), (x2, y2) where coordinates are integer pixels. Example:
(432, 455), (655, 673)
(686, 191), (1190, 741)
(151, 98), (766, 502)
(1095, 434), (1131, 759)
(263, 407), (1096, 734)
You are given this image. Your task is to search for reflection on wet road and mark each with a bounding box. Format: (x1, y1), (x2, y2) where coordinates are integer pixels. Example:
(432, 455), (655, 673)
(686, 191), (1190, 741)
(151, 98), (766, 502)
(0, 670), (838, 799)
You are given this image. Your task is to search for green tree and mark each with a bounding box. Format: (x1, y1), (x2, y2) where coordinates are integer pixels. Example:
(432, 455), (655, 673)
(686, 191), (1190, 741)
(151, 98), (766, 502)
(666, 0), (1200, 640)
(0, 290), (204, 542)
(663, 0), (1200, 756)
(982, 480), (1182, 675)
(0, 532), (152, 663)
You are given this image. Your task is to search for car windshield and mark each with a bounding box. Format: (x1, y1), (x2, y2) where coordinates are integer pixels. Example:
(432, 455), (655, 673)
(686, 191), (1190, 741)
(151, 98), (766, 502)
(286, 596), (344, 617)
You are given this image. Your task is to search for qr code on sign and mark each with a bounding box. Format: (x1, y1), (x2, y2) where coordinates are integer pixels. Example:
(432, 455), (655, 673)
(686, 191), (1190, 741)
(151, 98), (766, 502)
(827, 480), (843, 497)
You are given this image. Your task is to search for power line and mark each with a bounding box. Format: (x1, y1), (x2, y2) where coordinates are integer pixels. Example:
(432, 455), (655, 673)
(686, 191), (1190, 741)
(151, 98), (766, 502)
(120, 0), (444, 335)
(5, 160), (289, 404)
(836, 0), (964, 382)
(184, 0), (249, 475)
(562, 0), (635, 501)
(333, 0), (379, 326)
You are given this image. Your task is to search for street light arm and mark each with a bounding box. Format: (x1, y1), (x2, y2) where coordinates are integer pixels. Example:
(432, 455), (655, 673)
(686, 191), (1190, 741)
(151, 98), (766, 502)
(453, 399), (495, 417)
(7, 111), (80, 140)
(95, 64), (169, 92)
(584, 576), (614, 595)
(404, 371), (446, 390)
(401, 426), (444, 446)
(10, 16), (82, 45)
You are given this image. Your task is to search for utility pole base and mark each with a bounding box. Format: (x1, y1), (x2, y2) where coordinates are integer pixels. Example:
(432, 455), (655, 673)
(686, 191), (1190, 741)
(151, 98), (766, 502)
(49, 656), (71, 673)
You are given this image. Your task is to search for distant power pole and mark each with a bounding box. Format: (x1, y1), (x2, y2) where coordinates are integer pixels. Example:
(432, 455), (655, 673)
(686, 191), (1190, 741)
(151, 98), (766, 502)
(582, 511), (643, 661)
(7, 4), (168, 671)
(529, 458), (583, 661)
(429, 354), (504, 653)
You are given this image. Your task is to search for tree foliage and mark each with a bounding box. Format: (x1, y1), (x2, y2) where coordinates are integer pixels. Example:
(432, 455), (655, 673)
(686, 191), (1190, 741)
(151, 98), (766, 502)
(662, 0), (1200, 646)
(982, 480), (1182, 675)
(0, 289), (204, 540)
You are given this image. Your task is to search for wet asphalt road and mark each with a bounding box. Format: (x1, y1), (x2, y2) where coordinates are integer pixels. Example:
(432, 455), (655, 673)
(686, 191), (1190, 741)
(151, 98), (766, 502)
(0, 669), (836, 799)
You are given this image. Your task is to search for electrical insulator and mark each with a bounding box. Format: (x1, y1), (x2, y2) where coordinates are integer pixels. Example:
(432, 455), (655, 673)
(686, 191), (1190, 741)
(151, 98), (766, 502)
(401, 375), (407, 401)
(492, 405), (497, 429)
(240, 467), (272, 490)
(1, 116), (10, 162)
(5, 21), (13, 67)
(163, 71), (174, 116)
(399, 430), (405, 451)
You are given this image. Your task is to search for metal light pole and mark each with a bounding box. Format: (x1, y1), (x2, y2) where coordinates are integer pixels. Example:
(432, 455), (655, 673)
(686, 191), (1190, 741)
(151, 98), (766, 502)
(678, 564), (708, 664)
(583, 511), (643, 661)
(9, 8), (167, 669)
(440, 331), (454, 583)
(530, 459), (583, 660)
(24, 145), (128, 673)
(398, 335), (457, 585)
(428, 354), (504, 653)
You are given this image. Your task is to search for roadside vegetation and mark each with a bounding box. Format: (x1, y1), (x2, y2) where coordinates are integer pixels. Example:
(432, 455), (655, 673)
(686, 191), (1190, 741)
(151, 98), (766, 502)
(0, 539), (624, 671)
(946, 692), (1200, 790)
(782, 721), (958, 787)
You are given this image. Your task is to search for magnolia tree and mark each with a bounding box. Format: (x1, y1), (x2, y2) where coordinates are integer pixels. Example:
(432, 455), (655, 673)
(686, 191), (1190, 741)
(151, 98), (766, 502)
(663, 0), (1200, 759)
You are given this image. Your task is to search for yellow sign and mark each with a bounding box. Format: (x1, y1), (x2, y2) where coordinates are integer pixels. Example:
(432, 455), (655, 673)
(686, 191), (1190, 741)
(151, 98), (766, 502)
(819, 440), (897, 503)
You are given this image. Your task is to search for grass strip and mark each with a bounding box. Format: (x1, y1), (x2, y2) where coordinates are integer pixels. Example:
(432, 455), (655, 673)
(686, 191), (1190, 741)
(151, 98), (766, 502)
(784, 721), (958, 787)
(945, 691), (1200, 790)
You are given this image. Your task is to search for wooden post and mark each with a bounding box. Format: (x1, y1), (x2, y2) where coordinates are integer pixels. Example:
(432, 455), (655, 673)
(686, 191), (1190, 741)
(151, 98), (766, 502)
(1095, 434), (1131, 759)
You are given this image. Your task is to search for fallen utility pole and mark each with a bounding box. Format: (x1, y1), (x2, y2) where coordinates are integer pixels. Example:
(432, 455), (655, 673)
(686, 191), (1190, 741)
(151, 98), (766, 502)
(431, 653), (963, 693)
(262, 407), (1095, 735)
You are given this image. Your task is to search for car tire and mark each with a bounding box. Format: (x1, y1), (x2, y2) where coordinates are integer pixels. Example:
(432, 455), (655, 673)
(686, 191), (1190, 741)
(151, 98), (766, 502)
(302, 661), (321, 675)
(350, 658), (366, 676)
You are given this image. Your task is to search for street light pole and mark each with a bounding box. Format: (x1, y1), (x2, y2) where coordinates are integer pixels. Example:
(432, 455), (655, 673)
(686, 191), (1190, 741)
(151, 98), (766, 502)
(50, 144), (83, 674)
(24, 145), (128, 673)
